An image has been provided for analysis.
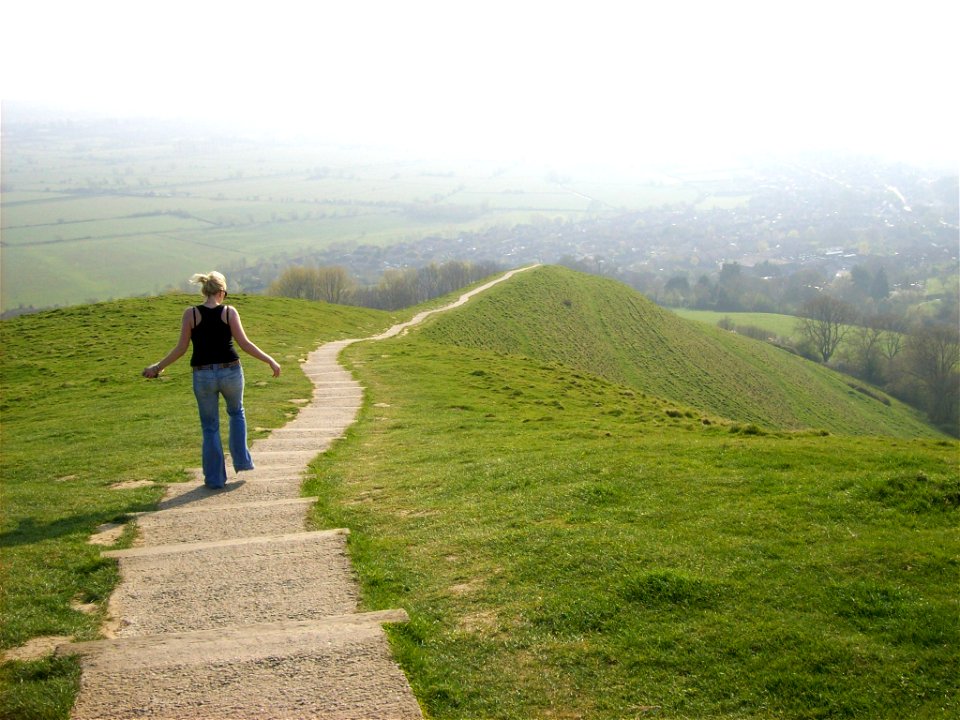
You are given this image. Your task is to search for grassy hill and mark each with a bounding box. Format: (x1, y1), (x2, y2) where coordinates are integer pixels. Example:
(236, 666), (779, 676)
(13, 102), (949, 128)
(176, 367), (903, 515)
(1, 273), (956, 719)
(418, 265), (938, 437)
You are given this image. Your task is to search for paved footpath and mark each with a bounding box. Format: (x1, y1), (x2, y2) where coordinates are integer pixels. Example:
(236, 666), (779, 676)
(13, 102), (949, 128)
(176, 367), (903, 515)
(57, 267), (536, 720)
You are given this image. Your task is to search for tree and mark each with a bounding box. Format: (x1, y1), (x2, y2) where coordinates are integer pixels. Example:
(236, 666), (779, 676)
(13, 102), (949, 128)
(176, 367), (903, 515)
(845, 316), (886, 384)
(377, 268), (419, 310)
(315, 266), (355, 304)
(870, 267), (890, 301)
(663, 276), (690, 306)
(716, 262), (745, 311)
(904, 323), (960, 430)
(850, 265), (872, 297)
(267, 266), (317, 300)
(798, 295), (857, 363)
(877, 314), (906, 365)
(266, 265), (354, 303)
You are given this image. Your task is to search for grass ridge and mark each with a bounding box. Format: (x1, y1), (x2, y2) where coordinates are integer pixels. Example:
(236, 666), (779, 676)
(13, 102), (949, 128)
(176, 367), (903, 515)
(419, 265), (938, 437)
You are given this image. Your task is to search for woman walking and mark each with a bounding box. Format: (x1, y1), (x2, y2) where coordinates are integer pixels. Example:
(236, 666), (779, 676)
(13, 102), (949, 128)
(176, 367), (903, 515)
(142, 272), (281, 488)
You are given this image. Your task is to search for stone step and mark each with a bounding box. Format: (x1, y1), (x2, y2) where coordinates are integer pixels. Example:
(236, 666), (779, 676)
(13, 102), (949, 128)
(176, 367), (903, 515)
(267, 426), (347, 436)
(248, 449), (321, 466)
(309, 386), (363, 399)
(157, 478), (304, 510)
(283, 407), (361, 427)
(60, 611), (423, 720)
(253, 437), (344, 453)
(103, 530), (358, 636)
(133, 497), (316, 545)
(159, 464), (306, 502)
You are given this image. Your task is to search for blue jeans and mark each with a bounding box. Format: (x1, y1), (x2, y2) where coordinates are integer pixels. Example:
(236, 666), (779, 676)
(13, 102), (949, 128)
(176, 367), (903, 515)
(192, 364), (254, 487)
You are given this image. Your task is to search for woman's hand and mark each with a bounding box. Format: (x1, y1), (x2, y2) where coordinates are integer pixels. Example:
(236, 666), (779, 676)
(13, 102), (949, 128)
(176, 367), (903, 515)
(142, 364), (162, 379)
(268, 359), (281, 378)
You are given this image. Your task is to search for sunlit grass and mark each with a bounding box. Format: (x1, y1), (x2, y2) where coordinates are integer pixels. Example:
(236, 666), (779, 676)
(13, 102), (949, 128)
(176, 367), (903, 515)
(418, 266), (939, 437)
(2, 268), (956, 720)
(0, 294), (398, 719)
(306, 335), (959, 719)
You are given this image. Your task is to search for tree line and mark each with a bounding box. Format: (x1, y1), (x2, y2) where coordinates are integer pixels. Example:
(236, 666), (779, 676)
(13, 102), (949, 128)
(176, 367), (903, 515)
(724, 294), (958, 434)
(266, 259), (504, 311)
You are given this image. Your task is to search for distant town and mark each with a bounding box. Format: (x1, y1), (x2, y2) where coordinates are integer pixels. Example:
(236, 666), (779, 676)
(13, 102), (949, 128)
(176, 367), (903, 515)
(235, 153), (957, 320)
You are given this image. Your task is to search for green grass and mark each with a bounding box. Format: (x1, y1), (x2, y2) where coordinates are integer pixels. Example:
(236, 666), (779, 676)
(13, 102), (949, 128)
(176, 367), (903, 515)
(0, 294), (398, 719)
(672, 309), (801, 339)
(418, 266), (939, 438)
(2, 268), (956, 719)
(305, 333), (959, 719)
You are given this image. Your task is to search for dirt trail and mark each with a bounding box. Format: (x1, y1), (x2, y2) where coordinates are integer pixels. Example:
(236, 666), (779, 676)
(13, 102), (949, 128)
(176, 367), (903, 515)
(56, 266), (536, 720)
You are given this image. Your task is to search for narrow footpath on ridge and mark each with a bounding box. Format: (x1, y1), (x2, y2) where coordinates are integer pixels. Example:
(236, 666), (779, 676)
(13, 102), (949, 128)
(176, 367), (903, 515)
(57, 265), (537, 720)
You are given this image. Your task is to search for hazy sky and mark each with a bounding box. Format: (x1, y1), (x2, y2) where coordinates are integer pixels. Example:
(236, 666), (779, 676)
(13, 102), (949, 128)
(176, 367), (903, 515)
(2, 0), (957, 169)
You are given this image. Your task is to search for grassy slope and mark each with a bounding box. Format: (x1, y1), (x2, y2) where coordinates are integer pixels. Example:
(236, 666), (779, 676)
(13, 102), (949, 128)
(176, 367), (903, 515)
(0, 295), (399, 719)
(308, 334), (958, 719)
(418, 265), (938, 438)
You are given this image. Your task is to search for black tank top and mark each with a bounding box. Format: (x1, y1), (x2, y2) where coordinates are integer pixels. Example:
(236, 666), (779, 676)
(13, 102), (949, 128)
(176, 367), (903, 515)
(190, 305), (240, 366)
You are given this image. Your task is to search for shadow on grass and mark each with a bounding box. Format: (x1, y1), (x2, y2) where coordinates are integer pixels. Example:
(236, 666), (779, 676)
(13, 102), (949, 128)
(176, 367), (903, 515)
(1, 481), (251, 547)
(0, 510), (142, 548)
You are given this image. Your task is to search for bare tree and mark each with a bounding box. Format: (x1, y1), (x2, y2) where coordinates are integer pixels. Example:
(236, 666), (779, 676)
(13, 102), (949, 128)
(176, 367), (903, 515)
(877, 314), (906, 364)
(798, 295), (857, 363)
(846, 316), (887, 383)
(905, 323), (960, 429)
(267, 266), (317, 300)
(316, 266), (354, 304)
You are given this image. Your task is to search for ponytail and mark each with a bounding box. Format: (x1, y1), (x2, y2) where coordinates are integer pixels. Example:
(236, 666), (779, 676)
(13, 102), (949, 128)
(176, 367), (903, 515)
(189, 271), (227, 298)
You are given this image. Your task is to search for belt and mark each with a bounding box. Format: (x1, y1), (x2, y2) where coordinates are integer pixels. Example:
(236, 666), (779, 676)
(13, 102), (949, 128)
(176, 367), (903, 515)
(192, 360), (240, 371)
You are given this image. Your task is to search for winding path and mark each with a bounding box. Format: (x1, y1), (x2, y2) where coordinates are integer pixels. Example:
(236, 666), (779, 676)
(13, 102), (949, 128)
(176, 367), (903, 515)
(58, 266), (537, 719)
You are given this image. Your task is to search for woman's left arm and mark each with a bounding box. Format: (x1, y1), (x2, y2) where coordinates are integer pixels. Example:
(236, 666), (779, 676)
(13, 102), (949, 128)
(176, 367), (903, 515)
(228, 307), (281, 377)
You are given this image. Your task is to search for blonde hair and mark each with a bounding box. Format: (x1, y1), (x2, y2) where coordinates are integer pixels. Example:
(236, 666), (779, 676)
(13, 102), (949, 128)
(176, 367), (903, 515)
(190, 271), (228, 298)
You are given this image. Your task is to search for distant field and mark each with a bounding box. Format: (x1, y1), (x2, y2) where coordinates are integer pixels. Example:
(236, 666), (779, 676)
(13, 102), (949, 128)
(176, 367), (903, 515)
(0, 131), (718, 312)
(672, 309), (800, 339)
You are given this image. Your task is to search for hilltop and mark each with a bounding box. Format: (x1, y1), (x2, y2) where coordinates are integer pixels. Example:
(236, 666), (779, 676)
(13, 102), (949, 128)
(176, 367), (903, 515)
(417, 265), (940, 438)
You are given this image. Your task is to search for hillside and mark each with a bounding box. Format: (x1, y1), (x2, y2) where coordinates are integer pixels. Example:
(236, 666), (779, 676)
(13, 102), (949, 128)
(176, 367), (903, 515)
(417, 265), (939, 437)
(315, 320), (958, 718)
(1, 279), (957, 719)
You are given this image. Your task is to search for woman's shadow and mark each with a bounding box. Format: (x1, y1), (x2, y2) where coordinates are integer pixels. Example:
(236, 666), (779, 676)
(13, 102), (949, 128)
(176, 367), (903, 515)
(155, 480), (246, 511)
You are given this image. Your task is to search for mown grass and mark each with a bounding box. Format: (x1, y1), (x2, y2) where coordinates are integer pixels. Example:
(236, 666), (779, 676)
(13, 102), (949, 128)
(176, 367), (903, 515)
(0, 294), (398, 719)
(418, 266), (939, 438)
(306, 333), (959, 719)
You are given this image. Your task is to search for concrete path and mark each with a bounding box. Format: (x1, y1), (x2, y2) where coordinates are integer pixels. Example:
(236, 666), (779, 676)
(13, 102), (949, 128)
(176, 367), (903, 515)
(58, 266), (536, 719)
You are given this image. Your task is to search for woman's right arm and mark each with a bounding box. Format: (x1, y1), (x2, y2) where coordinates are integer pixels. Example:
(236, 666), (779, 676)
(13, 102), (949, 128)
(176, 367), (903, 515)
(142, 308), (193, 378)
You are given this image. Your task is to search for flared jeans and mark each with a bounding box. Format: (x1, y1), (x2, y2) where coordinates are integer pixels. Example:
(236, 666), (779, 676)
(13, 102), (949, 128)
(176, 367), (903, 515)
(192, 363), (254, 487)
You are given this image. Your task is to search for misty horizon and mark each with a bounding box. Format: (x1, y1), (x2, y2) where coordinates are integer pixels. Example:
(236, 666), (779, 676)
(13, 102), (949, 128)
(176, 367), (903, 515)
(2, 1), (958, 174)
